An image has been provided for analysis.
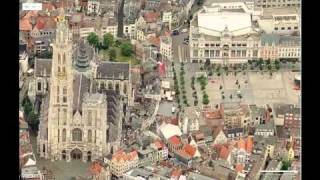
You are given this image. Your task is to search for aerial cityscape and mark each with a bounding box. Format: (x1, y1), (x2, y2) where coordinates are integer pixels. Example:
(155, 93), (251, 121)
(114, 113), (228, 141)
(19, 0), (301, 179)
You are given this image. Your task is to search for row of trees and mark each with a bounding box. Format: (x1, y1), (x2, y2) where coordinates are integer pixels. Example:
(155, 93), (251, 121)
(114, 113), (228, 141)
(180, 63), (189, 106)
(197, 75), (209, 105)
(191, 76), (198, 106)
(22, 96), (39, 132)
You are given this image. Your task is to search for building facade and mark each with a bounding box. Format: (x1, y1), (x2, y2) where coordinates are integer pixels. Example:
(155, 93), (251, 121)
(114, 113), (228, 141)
(160, 36), (172, 61)
(254, 0), (300, 8)
(37, 10), (133, 162)
(189, 5), (261, 64)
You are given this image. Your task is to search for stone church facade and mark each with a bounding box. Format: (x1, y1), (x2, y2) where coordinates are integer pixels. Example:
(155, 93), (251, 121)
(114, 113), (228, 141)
(35, 10), (133, 162)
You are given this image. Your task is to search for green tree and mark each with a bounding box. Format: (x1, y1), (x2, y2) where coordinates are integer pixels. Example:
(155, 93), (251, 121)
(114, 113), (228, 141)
(22, 96), (33, 117)
(281, 160), (291, 170)
(27, 111), (39, 131)
(109, 48), (117, 61)
(202, 94), (209, 105)
(120, 42), (133, 57)
(103, 33), (114, 49)
(87, 33), (99, 48)
(114, 40), (122, 47)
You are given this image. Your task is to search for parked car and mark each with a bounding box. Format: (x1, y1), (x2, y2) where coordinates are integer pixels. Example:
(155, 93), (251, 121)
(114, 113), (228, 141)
(172, 30), (179, 36)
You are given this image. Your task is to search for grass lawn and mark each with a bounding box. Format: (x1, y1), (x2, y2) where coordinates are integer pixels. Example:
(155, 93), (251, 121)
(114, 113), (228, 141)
(101, 47), (140, 65)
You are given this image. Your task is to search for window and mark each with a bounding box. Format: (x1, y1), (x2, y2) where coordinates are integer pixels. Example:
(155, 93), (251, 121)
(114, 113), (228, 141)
(123, 84), (127, 94)
(63, 109), (67, 125)
(37, 82), (41, 91)
(216, 44), (220, 47)
(204, 50), (209, 57)
(63, 96), (67, 103)
(232, 44), (235, 47)
(63, 53), (66, 64)
(210, 44), (214, 47)
(288, 27), (291, 30)
(88, 130), (92, 142)
(88, 110), (92, 126)
(108, 82), (113, 90)
(294, 26), (298, 30)
(63, 87), (67, 95)
(205, 44), (209, 47)
(72, 128), (82, 141)
(115, 83), (120, 92)
(62, 129), (66, 142)
(58, 129), (60, 142)
(58, 54), (61, 64)
(281, 27), (285, 30)
(215, 50), (220, 57)
(274, 27), (278, 30)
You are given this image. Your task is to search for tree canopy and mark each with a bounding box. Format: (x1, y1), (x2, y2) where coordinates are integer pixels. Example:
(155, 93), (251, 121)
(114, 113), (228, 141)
(103, 33), (114, 49)
(120, 42), (133, 57)
(109, 48), (117, 61)
(87, 33), (100, 48)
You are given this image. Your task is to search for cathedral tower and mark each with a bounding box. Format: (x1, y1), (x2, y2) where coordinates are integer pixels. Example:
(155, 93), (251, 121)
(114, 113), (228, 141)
(47, 9), (74, 161)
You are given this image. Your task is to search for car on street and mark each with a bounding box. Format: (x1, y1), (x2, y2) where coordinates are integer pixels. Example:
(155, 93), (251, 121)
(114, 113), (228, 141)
(172, 30), (179, 36)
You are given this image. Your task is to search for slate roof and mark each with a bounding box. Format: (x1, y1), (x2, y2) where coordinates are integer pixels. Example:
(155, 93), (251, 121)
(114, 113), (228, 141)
(73, 74), (91, 113)
(34, 58), (52, 77)
(96, 62), (130, 80)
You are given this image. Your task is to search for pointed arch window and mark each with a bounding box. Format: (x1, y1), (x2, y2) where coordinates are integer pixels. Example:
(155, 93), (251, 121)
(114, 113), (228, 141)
(87, 110), (92, 126)
(63, 53), (66, 64)
(62, 128), (66, 142)
(72, 128), (82, 141)
(88, 130), (92, 143)
(63, 86), (67, 95)
(123, 84), (127, 94)
(58, 54), (61, 64)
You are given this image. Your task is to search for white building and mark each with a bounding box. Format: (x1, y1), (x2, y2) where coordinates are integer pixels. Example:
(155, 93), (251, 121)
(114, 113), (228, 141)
(278, 35), (300, 60)
(258, 7), (300, 35)
(87, 0), (101, 15)
(189, 5), (261, 64)
(160, 36), (172, 61)
(123, 23), (137, 39)
(19, 46), (29, 74)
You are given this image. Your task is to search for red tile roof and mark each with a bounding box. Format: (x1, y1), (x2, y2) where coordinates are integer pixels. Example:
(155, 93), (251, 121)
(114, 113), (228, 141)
(235, 164), (244, 173)
(237, 138), (246, 150)
(148, 36), (160, 47)
(246, 136), (253, 153)
(143, 12), (160, 23)
(219, 146), (230, 160)
(42, 2), (56, 11)
(35, 19), (45, 30)
(112, 150), (138, 162)
(20, 19), (32, 31)
(184, 144), (196, 157)
(89, 161), (102, 175)
(168, 136), (182, 146)
(171, 169), (182, 178)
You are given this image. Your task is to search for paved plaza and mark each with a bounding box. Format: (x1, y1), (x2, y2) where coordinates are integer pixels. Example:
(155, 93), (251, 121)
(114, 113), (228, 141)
(30, 135), (91, 180)
(174, 63), (300, 107)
